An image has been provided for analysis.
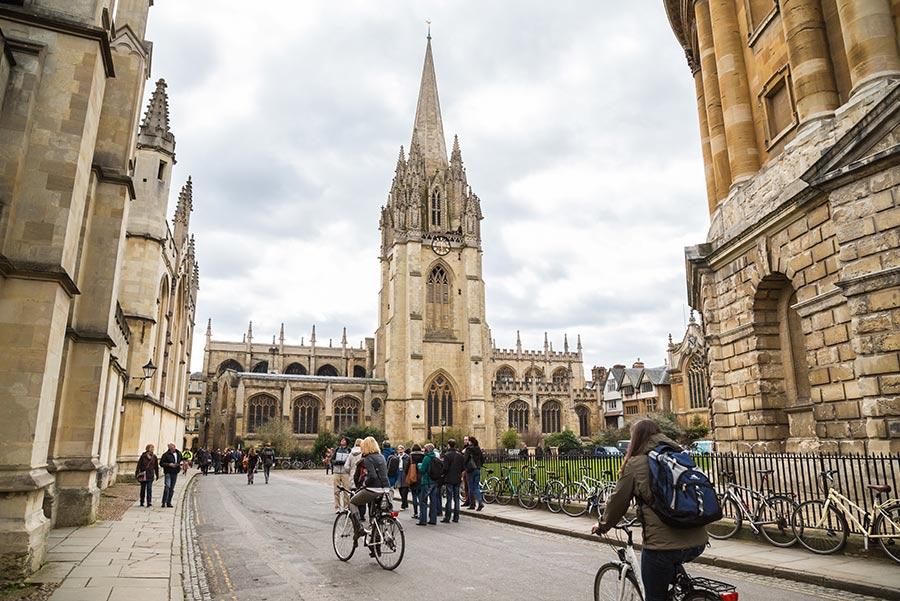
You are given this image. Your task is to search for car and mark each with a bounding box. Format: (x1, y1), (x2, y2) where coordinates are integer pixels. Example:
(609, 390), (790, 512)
(593, 446), (622, 457)
(690, 440), (714, 454)
(616, 440), (630, 454)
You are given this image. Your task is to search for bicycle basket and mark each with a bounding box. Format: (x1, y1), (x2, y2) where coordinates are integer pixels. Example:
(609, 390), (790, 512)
(688, 576), (737, 594)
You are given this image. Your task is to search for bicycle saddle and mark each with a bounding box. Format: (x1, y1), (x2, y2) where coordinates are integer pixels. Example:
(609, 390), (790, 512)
(867, 484), (892, 494)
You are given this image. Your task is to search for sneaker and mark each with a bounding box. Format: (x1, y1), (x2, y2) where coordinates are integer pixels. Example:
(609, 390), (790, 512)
(477, 504), (484, 511)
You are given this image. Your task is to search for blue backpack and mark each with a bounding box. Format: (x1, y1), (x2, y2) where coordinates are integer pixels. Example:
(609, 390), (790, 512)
(645, 444), (721, 529)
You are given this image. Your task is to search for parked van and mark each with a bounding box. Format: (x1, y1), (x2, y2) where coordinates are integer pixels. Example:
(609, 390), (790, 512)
(690, 440), (714, 454)
(616, 440), (630, 454)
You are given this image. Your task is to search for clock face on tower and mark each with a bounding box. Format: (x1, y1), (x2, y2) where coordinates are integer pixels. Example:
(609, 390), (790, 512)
(431, 235), (451, 256)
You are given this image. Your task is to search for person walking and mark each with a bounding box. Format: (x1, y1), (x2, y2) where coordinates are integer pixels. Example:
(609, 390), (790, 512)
(592, 419), (709, 601)
(407, 444), (423, 519)
(416, 443), (441, 526)
(331, 437), (352, 513)
(440, 439), (466, 523)
(260, 443), (276, 484)
(464, 436), (485, 511)
(234, 448), (244, 474)
(135, 444), (159, 507)
(246, 448), (260, 484)
(212, 448), (221, 474)
(181, 449), (193, 474)
(396, 445), (410, 510)
(159, 443), (183, 508)
(382, 441), (400, 490)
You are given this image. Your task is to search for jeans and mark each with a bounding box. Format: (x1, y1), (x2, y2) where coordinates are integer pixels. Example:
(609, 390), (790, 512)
(162, 472), (178, 506)
(399, 486), (410, 508)
(640, 545), (705, 601)
(443, 483), (460, 521)
(263, 464), (272, 483)
(410, 484), (420, 515)
(417, 483), (439, 524)
(468, 470), (483, 506)
(139, 479), (153, 505)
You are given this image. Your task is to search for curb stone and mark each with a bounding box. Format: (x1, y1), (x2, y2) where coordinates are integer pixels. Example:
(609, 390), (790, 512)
(180, 474), (211, 601)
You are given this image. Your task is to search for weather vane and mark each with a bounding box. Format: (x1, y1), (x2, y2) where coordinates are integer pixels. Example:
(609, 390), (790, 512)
(426, 19), (432, 40)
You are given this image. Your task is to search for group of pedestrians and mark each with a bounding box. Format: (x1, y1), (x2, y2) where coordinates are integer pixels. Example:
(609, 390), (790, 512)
(135, 442), (183, 508)
(331, 435), (486, 527)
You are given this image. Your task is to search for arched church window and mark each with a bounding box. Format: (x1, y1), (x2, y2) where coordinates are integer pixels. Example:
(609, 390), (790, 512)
(216, 359), (243, 375)
(251, 361), (268, 373)
(552, 368), (569, 386)
(427, 374), (453, 431)
(247, 395), (278, 433)
(687, 355), (708, 409)
(292, 396), (319, 434)
(508, 400), (529, 433)
(333, 397), (360, 433)
(575, 405), (590, 437)
(285, 362), (307, 375)
(495, 366), (515, 385)
(541, 400), (561, 434)
(426, 265), (452, 335)
(524, 368), (544, 386)
(352, 365), (367, 378)
(431, 189), (442, 227)
(316, 364), (338, 377)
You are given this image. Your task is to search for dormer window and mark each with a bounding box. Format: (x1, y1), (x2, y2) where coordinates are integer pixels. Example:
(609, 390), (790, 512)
(640, 382), (653, 393)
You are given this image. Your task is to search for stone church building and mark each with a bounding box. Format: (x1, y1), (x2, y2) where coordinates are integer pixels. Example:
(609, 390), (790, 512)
(665, 0), (900, 452)
(204, 36), (605, 450)
(0, 1), (198, 579)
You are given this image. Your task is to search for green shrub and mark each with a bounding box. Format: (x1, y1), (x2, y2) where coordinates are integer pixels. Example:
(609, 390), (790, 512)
(648, 412), (684, 442)
(500, 428), (519, 449)
(543, 428), (582, 452)
(313, 431), (338, 461)
(592, 427), (629, 447)
(340, 425), (387, 446)
(254, 419), (294, 456)
(683, 415), (710, 443)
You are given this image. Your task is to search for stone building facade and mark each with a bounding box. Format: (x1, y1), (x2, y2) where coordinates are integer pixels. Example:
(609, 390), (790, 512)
(602, 362), (672, 428)
(0, 1), (197, 579)
(204, 36), (604, 451)
(667, 316), (712, 428)
(664, 0), (900, 452)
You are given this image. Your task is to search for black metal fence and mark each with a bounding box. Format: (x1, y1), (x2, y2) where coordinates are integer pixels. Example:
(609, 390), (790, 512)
(481, 450), (900, 513)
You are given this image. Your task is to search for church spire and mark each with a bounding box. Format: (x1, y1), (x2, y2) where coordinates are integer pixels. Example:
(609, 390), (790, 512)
(138, 78), (175, 156)
(411, 34), (448, 174)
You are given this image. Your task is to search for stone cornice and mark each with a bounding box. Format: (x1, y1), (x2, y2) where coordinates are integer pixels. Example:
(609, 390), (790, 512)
(91, 164), (136, 199)
(66, 327), (115, 348)
(0, 5), (115, 76)
(0, 255), (80, 297)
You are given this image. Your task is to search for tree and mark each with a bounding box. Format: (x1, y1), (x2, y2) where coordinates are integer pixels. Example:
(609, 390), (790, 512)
(648, 412), (685, 442)
(432, 427), (467, 450)
(543, 428), (582, 452)
(254, 418), (295, 456)
(313, 431), (338, 462)
(500, 428), (519, 449)
(683, 415), (710, 443)
(340, 425), (387, 447)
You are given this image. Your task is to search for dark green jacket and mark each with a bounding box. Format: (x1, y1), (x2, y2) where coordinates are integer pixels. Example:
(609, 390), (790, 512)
(418, 450), (436, 486)
(598, 433), (708, 550)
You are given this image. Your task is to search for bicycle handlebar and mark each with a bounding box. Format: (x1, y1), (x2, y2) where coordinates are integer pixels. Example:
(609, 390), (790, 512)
(613, 517), (640, 530)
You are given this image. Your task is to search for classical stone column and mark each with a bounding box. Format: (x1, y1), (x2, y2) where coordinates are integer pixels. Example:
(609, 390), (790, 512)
(693, 67), (717, 213)
(781, 0), (840, 122)
(695, 0), (732, 202)
(836, 0), (900, 95)
(709, 0), (761, 183)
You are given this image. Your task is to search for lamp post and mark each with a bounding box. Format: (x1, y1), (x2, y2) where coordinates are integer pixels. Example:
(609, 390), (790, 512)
(440, 418), (446, 451)
(131, 359), (157, 389)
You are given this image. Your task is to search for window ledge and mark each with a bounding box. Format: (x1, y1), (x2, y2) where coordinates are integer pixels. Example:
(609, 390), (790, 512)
(747, 5), (779, 48)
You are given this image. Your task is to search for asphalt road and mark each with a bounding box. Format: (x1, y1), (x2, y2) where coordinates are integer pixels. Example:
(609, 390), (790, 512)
(190, 471), (885, 601)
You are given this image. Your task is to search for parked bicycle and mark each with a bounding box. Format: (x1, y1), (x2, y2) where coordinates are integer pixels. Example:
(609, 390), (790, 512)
(332, 485), (405, 570)
(481, 469), (498, 504)
(491, 466), (524, 506)
(517, 465), (566, 512)
(594, 517), (738, 601)
(710, 469), (797, 547)
(791, 469), (899, 563)
(560, 466), (617, 518)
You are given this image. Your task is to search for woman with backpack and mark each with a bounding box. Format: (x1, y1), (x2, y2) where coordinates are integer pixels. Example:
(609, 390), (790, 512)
(406, 444), (424, 519)
(592, 419), (710, 601)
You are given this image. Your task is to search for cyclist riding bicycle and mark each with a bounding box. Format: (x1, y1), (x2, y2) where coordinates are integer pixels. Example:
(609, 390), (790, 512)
(349, 437), (392, 543)
(592, 419), (708, 601)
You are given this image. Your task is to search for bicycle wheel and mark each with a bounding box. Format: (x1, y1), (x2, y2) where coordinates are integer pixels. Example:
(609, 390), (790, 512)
(561, 482), (590, 517)
(545, 479), (566, 513)
(332, 512), (357, 561)
(280, 460), (291, 470)
(756, 494), (798, 547)
(496, 479), (513, 505)
(305, 460), (316, 469)
(372, 516), (405, 570)
(482, 477), (499, 504)
(792, 499), (848, 555)
(874, 503), (900, 564)
(708, 495), (741, 540)
(594, 562), (641, 601)
(518, 479), (539, 509)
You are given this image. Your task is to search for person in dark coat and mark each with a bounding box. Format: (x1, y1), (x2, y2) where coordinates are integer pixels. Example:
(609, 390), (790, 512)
(407, 444), (424, 519)
(159, 443), (183, 508)
(246, 448), (260, 484)
(440, 439), (466, 523)
(212, 448), (221, 474)
(136, 444), (159, 507)
(463, 437), (485, 511)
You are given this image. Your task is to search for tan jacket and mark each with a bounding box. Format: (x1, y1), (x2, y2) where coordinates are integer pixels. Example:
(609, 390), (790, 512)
(598, 433), (708, 550)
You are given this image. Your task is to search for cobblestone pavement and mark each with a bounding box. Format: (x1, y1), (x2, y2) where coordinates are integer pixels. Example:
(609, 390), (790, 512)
(190, 470), (891, 601)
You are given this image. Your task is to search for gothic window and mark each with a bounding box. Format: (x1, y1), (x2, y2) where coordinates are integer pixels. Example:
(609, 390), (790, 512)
(333, 397), (360, 433)
(688, 355), (709, 409)
(640, 382), (653, 393)
(292, 396), (319, 434)
(524, 368), (544, 386)
(508, 400), (529, 433)
(251, 361), (268, 373)
(285, 362), (307, 375)
(575, 405), (590, 437)
(495, 367), (515, 385)
(247, 395), (278, 433)
(541, 400), (561, 434)
(431, 189), (442, 227)
(352, 365), (367, 378)
(316, 364), (338, 377)
(216, 359), (244, 376)
(427, 374), (454, 431)
(552, 368), (569, 386)
(426, 265), (452, 335)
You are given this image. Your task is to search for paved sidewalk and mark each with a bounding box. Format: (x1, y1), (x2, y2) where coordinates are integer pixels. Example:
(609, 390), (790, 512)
(27, 470), (198, 601)
(458, 502), (900, 599)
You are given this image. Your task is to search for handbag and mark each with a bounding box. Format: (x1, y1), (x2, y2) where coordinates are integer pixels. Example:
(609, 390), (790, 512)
(137, 470), (148, 482)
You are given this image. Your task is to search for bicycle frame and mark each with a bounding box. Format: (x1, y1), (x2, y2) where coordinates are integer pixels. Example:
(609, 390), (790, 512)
(820, 489), (900, 548)
(722, 483), (771, 533)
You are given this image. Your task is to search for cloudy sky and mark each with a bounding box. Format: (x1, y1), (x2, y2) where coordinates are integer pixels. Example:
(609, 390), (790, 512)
(143, 1), (709, 375)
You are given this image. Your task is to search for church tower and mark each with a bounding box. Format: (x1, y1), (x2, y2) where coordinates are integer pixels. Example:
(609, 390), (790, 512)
(375, 34), (492, 444)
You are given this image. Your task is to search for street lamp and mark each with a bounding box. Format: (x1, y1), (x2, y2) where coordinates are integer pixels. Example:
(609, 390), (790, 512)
(131, 359), (157, 386)
(440, 418), (446, 450)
